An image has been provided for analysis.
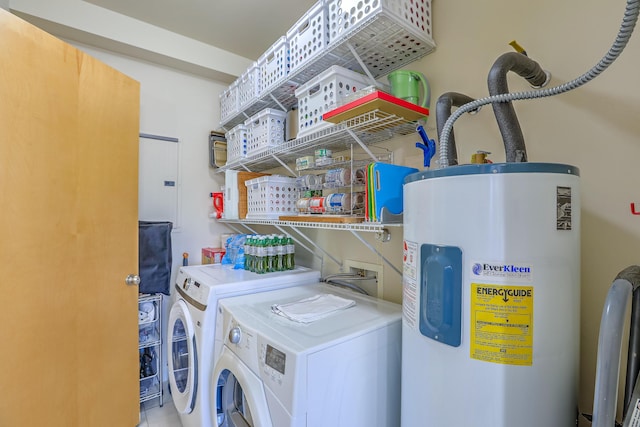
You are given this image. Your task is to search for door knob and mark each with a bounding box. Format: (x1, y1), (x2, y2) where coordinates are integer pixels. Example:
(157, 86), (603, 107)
(125, 274), (141, 286)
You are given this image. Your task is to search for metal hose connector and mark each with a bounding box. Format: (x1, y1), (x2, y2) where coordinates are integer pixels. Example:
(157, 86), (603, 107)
(438, 0), (640, 168)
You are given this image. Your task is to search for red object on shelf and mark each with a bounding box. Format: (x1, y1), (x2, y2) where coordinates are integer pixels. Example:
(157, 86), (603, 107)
(211, 191), (224, 219)
(202, 247), (225, 264)
(322, 90), (430, 123)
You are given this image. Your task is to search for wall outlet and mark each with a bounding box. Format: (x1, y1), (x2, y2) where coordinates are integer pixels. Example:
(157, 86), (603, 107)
(343, 259), (384, 297)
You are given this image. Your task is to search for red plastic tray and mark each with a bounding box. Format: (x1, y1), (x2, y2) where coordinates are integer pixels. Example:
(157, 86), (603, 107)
(323, 90), (429, 123)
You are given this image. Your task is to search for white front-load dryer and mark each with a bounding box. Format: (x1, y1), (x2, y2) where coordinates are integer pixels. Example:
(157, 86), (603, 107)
(211, 283), (402, 427)
(167, 264), (320, 427)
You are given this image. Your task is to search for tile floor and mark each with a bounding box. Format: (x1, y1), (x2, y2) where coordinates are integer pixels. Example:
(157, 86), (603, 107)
(138, 383), (183, 427)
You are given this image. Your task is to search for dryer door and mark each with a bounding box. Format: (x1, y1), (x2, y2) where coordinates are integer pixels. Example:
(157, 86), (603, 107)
(167, 299), (198, 414)
(212, 346), (272, 427)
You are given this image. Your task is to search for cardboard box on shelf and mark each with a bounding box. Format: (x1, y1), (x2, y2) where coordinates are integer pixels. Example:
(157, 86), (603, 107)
(202, 247), (225, 264)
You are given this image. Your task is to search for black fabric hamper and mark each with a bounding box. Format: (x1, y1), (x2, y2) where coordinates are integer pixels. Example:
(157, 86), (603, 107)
(138, 221), (173, 295)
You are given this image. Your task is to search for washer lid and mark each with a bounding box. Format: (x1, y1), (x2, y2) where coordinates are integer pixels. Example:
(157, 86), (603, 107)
(219, 283), (401, 353)
(177, 264), (321, 297)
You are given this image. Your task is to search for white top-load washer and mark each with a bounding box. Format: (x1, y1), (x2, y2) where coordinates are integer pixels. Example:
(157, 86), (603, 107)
(167, 264), (321, 427)
(211, 283), (402, 427)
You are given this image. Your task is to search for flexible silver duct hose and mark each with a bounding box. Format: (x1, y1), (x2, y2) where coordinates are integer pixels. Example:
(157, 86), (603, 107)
(438, 0), (640, 168)
(324, 278), (369, 295)
(592, 266), (640, 427)
(592, 279), (633, 427)
(322, 273), (371, 295)
(620, 265), (640, 417)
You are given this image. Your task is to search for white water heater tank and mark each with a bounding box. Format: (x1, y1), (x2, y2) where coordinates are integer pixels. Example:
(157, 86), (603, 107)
(401, 163), (580, 427)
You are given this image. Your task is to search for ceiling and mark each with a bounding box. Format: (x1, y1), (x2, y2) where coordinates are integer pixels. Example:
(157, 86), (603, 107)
(84, 0), (318, 60)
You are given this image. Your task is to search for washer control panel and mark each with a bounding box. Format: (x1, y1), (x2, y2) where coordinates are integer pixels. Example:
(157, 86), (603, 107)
(223, 317), (260, 373)
(174, 269), (210, 307)
(257, 335), (297, 412)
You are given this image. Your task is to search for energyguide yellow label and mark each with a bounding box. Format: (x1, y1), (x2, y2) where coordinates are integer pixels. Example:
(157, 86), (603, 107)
(470, 283), (534, 366)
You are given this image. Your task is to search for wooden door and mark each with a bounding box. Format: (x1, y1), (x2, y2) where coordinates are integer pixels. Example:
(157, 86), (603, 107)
(0, 10), (141, 426)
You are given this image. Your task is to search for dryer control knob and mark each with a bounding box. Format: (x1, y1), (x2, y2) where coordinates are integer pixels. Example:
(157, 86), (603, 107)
(229, 327), (241, 344)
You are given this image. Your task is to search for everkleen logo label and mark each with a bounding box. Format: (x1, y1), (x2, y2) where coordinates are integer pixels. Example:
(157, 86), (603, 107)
(472, 261), (533, 282)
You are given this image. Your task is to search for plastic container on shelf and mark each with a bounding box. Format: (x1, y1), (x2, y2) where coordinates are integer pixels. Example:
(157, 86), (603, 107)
(295, 155), (315, 171)
(237, 62), (262, 110)
(245, 175), (298, 219)
(326, 0), (434, 77)
(308, 196), (327, 214)
(314, 148), (333, 165)
(244, 108), (287, 157)
(324, 167), (352, 188)
(327, 0), (433, 42)
(138, 300), (157, 324)
(286, 1), (329, 74)
(258, 36), (290, 93)
(219, 81), (239, 125)
(325, 191), (365, 213)
(295, 65), (371, 138)
(323, 165), (365, 187)
(225, 123), (249, 164)
(334, 85), (387, 109)
(295, 174), (324, 191)
(296, 197), (312, 213)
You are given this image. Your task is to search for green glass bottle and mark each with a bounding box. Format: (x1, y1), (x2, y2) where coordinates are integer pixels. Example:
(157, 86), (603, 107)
(275, 235), (285, 272)
(266, 235), (276, 273)
(243, 236), (252, 271)
(285, 236), (295, 270)
(256, 236), (266, 274)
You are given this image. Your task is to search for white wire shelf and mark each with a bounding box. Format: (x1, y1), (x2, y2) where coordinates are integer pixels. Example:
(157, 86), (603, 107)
(218, 218), (401, 232)
(215, 5), (433, 277)
(218, 110), (422, 173)
(220, 11), (435, 129)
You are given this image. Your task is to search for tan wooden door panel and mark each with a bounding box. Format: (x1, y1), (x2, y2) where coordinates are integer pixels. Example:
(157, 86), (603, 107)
(0, 10), (141, 426)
